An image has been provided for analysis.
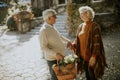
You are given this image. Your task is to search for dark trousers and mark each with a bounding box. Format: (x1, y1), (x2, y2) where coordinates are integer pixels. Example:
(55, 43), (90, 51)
(47, 60), (58, 80)
(84, 62), (97, 80)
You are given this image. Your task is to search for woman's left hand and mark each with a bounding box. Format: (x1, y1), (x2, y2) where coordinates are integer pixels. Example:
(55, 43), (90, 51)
(89, 56), (96, 68)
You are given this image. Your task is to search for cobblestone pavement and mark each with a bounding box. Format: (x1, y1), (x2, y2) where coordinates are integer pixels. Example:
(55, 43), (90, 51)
(0, 32), (50, 80)
(101, 26), (120, 80)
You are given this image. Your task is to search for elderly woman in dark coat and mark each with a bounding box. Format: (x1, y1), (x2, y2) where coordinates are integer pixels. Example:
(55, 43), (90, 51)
(72, 6), (107, 80)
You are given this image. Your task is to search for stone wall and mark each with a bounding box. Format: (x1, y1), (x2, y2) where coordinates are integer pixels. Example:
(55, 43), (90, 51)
(90, 1), (116, 29)
(94, 13), (115, 29)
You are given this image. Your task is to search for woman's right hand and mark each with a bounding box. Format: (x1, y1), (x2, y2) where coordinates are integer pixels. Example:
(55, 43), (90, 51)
(89, 56), (96, 68)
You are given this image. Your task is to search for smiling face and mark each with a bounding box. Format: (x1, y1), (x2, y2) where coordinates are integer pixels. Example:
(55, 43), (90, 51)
(79, 6), (95, 22)
(80, 12), (90, 22)
(42, 9), (57, 25)
(49, 14), (57, 25)
(46, 14), (57, 25)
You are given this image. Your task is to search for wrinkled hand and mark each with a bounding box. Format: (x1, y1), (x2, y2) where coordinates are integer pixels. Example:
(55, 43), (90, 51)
(67, 41), (74, 50)
(89, 56), (96, 68)
(72, 43), (76, 53)
(56, 53), (64, 61)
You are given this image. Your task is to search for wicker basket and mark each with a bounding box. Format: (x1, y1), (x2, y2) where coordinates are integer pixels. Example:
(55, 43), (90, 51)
(52, 63), (77, 80)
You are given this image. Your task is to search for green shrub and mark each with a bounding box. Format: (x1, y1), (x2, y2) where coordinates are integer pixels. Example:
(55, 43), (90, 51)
(66, 3), (82, 37)
(6, 16), (17, 31)
(32, 8), (42, 17)
(0, 8), (8, 24)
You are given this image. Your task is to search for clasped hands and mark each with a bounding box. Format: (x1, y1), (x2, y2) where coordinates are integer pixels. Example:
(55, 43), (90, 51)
(67, 41), (76, 53)
(66, 41), (96, 68)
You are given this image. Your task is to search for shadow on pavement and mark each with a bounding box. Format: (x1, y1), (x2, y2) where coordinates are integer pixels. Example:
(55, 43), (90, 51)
(5, 31), (34, 43)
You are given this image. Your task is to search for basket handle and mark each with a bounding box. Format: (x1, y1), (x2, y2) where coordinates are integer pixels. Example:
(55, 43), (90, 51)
(57, 59), (66, 71)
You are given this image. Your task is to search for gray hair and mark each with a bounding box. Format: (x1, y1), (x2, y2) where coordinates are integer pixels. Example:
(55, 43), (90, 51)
(42, 9), (57, 21)
(79, 6), (95, 20)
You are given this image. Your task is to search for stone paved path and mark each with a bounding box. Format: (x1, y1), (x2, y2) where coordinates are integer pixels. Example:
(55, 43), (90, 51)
(0, 32), (51, 80)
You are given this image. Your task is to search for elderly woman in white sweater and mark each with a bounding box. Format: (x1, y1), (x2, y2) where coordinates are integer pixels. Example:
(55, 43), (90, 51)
(39, 9), (72, 80)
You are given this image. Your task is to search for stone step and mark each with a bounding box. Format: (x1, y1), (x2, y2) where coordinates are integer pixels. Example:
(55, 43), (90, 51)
(56, 21), (66, 23)
(34, 26), (41, 29)
(58, 29), (66, 33)
(33, 27), (66, 32)
(55, 24), (65, 27)
(27, 30), (67, 35)
(57, 14), (66, 17)
(56, 26), (66, 30)
(56, 17), (66, 19)
(57, 15), (66, 18)
(31, 29), (39, 32)
(27, 29), (67, 35)
(27, 32), (39, 35)
(55, 23), (65, 25)
(55, 22), (66, 24)
(56, 19), (66, 22)
(29, 14), (68, 36)
(56, 28), (66, 32)
(35, 26), (66, 30)
(60, 32), (67, 35)
(30, 25), (66, 33)
(33, 26), (66, 31)
(55, 27), (66, 30)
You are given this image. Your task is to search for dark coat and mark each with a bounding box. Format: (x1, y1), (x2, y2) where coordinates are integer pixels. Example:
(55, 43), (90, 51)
(75, 21), (107, 79)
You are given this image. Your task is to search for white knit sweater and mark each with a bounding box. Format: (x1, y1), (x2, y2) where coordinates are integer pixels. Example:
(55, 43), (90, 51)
(39, 22), (70, 61)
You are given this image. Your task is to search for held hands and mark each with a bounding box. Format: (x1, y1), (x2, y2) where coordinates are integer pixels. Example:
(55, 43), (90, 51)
(56, 53), (64, 61)
(67, 41), (76, 53)
(67, 41), (74, 50)
(67, 41), (72, 49)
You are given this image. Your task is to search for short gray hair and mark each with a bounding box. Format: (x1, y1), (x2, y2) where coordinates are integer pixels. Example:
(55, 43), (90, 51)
(79, 6), (95, 20)
(42, 9), (57, 21)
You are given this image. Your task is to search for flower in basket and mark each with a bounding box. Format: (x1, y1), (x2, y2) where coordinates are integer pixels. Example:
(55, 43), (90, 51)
(64, 54), (78, 64)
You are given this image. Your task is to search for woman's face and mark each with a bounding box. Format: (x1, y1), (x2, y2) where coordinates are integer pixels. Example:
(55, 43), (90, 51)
(80, 12), (89, 22)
